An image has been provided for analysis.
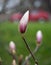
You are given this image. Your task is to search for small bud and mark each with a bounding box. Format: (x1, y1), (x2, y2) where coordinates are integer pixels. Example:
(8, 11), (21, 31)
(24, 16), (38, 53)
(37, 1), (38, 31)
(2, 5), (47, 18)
(25, 56), (30, 65)
(35, 63), (38, 65)
(25, 56), (28, 60)
(12, 59), (17, 65)
(12, 50), (16, 55)
(9, 41), (16, 51)
(18, 54), (23, 65)
(0, 57), (2, 65)
(36, 30), (42, 45)
(19, 10), (29, 33)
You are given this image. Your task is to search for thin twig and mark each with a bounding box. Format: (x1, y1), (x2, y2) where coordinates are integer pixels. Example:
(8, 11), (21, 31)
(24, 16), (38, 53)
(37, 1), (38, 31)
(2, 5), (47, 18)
(27, 46), (39, 60)
(22, 36), (38, 65)
(22, 36), (35, 61)
(22, 46), (39, 65)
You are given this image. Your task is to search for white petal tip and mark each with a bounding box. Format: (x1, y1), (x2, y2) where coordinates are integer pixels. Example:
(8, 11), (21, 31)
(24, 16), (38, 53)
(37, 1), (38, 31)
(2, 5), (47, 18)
(10, 41), (14, 45)
(25, 10), (29, 17)
(9, 41), (15, 50)
(26, 10), (29, 14)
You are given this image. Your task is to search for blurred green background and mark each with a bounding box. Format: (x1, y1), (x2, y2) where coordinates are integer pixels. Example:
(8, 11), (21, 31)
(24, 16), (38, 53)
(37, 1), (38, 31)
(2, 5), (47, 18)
(0, 22), (51, 65)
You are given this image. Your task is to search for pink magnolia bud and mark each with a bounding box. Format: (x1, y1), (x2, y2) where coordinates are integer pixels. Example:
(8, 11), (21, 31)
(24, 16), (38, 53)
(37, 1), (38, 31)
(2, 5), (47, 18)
(9, 41), (16, 51)
(36, 30), (42, 44)
(19, 10), (29, 33)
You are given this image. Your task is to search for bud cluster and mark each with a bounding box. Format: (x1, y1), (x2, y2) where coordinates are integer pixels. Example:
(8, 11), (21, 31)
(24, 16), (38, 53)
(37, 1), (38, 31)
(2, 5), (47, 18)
(0, 10), (43, 65)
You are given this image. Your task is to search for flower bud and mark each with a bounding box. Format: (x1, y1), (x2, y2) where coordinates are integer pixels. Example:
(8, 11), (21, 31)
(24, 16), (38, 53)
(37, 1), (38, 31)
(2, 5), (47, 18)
(18, 54), (23, 65)
(19, 10), (29, 33)
(12, 59), (16, 65)
(25, 56), (30, 65)
(36, 30), (42, 44)
(0, 57), (2, 65)
(9, 41), (16, 51)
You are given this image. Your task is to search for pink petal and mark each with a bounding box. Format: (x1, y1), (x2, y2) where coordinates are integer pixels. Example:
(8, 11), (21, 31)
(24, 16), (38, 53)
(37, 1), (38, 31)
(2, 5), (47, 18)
(9, 41), (16, 50)
(19, 10), (29, 33)
(36, 30), (42, 43)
